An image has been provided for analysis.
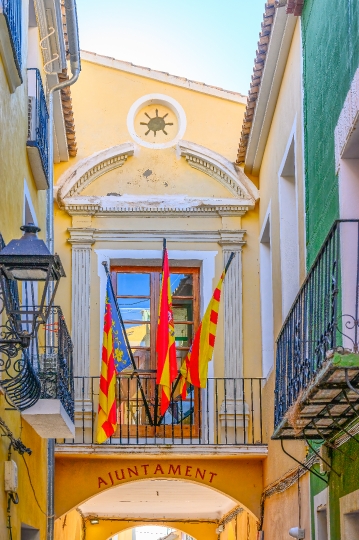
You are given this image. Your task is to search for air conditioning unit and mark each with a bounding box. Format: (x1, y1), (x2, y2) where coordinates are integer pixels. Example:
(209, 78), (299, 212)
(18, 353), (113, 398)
(27, 96), (36, 141)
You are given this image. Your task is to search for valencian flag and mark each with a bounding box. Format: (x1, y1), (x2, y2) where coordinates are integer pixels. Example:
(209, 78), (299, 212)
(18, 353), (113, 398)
(179, 259), (232, 396)
(156, 245), (177, 416)
(97, 277), (132, 444)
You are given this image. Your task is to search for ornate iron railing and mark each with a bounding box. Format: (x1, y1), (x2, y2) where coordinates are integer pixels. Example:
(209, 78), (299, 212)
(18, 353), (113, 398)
(27, 68), (49, 180)
(274, 220), (359, 431)
(1, 0), (22, 76)
(57, 376), (265, 446)
(34, 306), (74, 421)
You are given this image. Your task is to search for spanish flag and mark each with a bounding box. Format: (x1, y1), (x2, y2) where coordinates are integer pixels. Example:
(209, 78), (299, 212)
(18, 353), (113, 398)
(179, 265), (229, 396)
(156, 246), (177, 416)
(96, 280), (118, 443)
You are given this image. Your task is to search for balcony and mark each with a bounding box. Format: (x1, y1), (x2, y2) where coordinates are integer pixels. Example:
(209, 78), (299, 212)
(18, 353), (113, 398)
(57, 376), (265, 447)
(21, 306), (75, 438)
(274, 220), (359, 441)
(0, 0), (22, 92)
(0, 290), (75, 437)
(27, 68), (49, 190)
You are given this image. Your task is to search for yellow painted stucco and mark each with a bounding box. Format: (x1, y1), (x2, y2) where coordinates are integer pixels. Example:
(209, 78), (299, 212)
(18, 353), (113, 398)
(253, 20), (310, 539)
(0, 25), (48, 540)
(51, 43), (265, 540)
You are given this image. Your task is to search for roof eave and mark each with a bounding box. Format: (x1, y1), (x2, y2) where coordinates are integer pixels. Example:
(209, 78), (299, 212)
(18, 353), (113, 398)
(244, 9), (297, 175)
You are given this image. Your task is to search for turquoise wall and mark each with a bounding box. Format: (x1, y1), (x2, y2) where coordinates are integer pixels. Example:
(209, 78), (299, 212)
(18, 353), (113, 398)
(302, 0), (359, 266)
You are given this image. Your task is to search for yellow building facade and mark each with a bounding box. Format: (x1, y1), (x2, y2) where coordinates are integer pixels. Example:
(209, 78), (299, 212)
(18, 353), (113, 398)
(0, 0), (78, 538)
(52, 51), (267, 540)
(238, 4), (311, 538)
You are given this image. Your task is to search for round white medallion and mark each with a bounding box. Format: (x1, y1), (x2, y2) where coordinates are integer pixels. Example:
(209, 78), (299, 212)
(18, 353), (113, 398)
(127, 93), (187, 149)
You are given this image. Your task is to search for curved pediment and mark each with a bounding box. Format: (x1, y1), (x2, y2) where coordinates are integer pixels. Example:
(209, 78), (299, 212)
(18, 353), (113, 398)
(178, 140), (259, 203)
(55, 143), (135, 207)
(56, 140), (259, 216)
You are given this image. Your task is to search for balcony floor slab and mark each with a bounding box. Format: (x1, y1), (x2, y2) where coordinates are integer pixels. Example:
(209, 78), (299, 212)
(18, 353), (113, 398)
(55, 443), (268, 457)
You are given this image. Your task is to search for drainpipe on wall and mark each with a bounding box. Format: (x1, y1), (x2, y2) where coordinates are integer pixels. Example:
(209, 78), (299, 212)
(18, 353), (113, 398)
(46, 2), (80, 539)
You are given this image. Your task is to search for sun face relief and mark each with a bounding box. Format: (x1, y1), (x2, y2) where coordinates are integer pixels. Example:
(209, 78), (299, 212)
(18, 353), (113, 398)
(140, 109), (173, 137)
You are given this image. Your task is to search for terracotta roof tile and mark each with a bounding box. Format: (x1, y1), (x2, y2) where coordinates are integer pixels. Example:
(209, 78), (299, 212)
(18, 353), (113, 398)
(236, 0), (305, 165)
(60, 0), (77, 157)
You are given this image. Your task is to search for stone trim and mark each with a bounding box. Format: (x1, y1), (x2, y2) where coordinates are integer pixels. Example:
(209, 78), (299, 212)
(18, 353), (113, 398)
(334, 67), (359, 173)
(63, 201), (251, 217)
(178, 140), (259, 202)
(55, 143), (135, 205)
(54, 444), (268, 456)
(68, 228), (247, 244)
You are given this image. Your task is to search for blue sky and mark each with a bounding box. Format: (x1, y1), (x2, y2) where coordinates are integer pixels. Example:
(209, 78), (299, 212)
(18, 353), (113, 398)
(75, 0), (265, 95)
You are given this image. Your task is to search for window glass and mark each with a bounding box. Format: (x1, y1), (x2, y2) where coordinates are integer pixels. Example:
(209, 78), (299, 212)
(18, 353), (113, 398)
(117, 273), (150, 296)
(174, 323), (193, 347)
(160, 273), (193, 296)
(124, 322), (150, 347)
(117, 298), (150, 322)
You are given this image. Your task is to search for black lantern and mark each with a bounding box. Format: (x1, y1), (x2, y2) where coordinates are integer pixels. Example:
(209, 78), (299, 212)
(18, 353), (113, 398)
(0, 224), (65, 347)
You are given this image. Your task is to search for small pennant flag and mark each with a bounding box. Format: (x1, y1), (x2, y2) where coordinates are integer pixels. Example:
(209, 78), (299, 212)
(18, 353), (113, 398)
(156, 246), (177, 416)
(179, 269), (226, 396)
(97, 277), (131, 443)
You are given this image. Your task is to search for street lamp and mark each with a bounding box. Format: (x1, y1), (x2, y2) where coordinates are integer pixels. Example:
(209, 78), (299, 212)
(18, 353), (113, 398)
(0, 224), (65, 348)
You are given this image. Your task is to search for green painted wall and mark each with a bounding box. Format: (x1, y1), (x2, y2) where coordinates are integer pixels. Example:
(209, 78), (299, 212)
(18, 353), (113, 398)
(309, 466), (328, 540)
(302, 0), (359, 266)
(328, 437), (359, 539)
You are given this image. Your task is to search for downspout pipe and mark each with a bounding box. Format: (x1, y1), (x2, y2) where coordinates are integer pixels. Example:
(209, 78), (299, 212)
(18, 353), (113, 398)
(46, 3), (80, 540)
(46, 0), (81, 253)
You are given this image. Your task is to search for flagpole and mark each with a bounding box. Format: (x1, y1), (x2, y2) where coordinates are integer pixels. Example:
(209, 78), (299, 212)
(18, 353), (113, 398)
(157, 251), (237, 426)
(154, 238), (167, 426)
(102, 261), (154, 427)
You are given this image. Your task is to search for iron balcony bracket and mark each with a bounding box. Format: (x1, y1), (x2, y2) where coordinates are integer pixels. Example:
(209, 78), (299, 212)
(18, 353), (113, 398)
(280, 439), (328, 484)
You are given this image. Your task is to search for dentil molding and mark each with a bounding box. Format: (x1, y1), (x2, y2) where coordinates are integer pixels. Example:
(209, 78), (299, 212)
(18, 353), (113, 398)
(55, 143), (135, 206)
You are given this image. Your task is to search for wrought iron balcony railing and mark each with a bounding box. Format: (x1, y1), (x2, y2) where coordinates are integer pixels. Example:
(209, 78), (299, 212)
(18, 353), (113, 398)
(57, 376), (265, 446)
(0, 298), (74, 421)
(27, 68), (49, 189)
(274, 220), (359, 440)
(0, 0), (22, 77)
(36, 306), (74, 422)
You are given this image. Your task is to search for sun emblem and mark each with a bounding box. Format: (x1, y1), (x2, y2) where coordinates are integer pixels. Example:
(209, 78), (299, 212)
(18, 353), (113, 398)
(140, 109), (173, 137)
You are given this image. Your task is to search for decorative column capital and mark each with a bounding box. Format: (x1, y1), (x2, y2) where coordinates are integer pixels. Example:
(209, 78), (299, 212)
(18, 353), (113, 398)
(67, 228), (96, 248)
(218, 230), (246, 252)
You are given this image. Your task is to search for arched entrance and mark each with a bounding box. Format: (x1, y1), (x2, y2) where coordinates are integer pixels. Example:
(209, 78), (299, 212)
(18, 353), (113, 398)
(54, 476), (260, 540)
(55, 454), (264, 519)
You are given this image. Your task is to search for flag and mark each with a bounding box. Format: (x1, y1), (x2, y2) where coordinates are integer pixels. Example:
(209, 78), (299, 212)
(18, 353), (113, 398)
(179, 269), (226, 396)
(156, 247), (177, 416)
(97, 277), (132, 444)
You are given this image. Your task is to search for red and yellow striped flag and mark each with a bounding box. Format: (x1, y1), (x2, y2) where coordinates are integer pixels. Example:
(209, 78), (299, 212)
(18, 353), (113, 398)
(156, 247), (177, 416)
(179, 270), (226, 395)
(97, 283), (117, 444)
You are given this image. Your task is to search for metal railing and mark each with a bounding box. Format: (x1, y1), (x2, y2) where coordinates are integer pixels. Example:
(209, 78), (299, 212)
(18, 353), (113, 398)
(1, 0), (22, 75)
(27, 68), (49, 180)
(274, 220), (359, 430)
(57, 376), (265, 446)
(35, 306), (74, 421)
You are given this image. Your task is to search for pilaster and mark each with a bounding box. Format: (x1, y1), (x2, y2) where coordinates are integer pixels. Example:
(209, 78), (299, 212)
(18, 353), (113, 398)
(219, 231), (246, 379)
(68, 229), (95, 401)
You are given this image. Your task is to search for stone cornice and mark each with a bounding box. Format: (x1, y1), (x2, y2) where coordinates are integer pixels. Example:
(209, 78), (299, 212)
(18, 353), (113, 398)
(55, 143), (135, 206)
(219, 230), (246, 250)
(178, 140), (259, 202)
(64, 199), (251, 217)
(68, 228), (246, 245)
